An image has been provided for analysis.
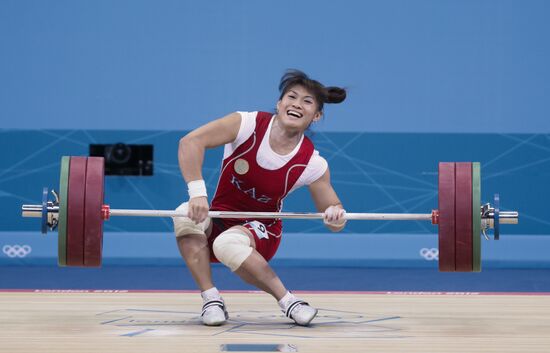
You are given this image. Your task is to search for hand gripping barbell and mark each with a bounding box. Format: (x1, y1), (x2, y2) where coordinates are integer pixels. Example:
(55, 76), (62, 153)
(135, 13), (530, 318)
(21, 156), (518, 271)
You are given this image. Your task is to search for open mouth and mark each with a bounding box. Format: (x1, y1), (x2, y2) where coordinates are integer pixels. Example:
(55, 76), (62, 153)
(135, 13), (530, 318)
(287, 110), (303, 118)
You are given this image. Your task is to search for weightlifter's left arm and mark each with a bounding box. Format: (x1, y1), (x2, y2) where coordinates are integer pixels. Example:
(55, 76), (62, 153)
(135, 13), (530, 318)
(308, 168), (347, 232)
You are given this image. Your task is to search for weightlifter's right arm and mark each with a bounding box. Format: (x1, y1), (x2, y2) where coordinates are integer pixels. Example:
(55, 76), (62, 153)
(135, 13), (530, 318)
(178, 112), (241, 223)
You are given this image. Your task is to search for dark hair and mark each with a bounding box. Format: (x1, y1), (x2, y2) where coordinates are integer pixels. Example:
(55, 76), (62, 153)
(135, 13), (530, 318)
(278, 69), (346, 112)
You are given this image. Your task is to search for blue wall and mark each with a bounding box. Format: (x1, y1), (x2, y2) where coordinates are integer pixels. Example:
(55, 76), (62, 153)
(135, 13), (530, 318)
(1, 1), (549, 267)
(1, 0), (550, 133)
(2, 130), (549, 268)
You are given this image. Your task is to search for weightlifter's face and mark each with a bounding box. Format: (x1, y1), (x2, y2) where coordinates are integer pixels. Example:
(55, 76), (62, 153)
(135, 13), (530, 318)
(276, 85), (322, 132)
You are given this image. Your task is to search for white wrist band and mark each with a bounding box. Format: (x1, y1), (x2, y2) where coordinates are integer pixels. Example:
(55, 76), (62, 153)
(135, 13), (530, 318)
(188, 180), (207, 199)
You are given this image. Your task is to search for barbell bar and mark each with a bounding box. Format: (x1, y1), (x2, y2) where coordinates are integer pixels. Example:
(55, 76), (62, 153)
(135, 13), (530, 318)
(21, 156), (519, 271)
(22, 204), (517, 222)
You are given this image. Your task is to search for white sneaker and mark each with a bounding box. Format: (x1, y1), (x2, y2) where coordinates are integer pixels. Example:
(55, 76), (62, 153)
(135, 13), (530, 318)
(284, 300), (318, 326)
(201, 299), (228, 326)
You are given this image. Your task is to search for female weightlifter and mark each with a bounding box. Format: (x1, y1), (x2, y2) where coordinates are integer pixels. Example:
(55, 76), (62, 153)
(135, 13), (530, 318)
(173, 69), (347, 326)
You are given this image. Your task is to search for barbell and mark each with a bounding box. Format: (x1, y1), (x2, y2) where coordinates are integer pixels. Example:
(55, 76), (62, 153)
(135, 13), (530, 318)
(21, 156), (518, 272)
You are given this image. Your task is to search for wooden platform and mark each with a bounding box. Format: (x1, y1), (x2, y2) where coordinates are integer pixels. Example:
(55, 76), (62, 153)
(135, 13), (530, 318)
(1, 290), (549, 353)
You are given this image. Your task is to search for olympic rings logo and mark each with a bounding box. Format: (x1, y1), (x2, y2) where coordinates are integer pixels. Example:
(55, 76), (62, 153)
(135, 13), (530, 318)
(2, 245), (32, 258)
(419, 248), (439, 261)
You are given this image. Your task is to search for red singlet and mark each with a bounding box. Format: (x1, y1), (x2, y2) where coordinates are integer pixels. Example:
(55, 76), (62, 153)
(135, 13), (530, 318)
(208, 111), (314, 262)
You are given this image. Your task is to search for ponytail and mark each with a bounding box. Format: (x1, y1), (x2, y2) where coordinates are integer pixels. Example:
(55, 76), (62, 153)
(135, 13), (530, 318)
(324, 86), (346, 104)
(279, 69), (346, 111)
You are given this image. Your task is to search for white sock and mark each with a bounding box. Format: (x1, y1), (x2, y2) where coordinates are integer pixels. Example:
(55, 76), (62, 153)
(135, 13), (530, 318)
(278, 291), (296, 310)
(201, 287), (221, 302)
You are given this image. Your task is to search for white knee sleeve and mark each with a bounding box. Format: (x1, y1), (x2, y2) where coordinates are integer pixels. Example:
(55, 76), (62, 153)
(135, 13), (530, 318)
(173, 202), (211, 238)
(212, 231), (253, 272)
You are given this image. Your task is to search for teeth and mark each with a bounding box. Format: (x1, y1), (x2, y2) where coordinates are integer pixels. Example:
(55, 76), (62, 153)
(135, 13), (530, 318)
(287, 110), (302, 118)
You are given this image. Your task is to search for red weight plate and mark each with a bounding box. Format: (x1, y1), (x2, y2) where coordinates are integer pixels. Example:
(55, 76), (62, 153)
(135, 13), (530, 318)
(66, 156), (87, 266)
(455, 162), (473, 272)
(84, 157), (105, 267)
(438, 162), (456, 272)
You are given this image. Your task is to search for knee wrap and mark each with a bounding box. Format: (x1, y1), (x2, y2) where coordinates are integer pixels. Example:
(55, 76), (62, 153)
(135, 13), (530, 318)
(172, 202), (210, 238)
(212, 231), (253, 272)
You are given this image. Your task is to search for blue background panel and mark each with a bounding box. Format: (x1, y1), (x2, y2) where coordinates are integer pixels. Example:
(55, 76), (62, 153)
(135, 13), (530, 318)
(1, 130), (547, 235)
(1, 0), (550, 272)
(1, 129), (549, 269)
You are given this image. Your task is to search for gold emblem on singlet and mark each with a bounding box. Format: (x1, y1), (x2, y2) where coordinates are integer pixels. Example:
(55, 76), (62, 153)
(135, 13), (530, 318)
(234, 158), (249, 175)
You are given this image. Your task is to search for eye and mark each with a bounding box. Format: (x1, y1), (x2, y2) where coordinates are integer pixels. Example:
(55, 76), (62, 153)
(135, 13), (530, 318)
(288, 94), (296, 99)
(304, 99), (313, 104)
